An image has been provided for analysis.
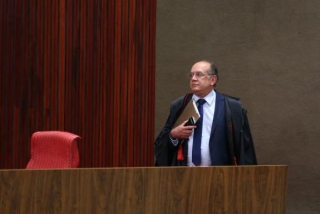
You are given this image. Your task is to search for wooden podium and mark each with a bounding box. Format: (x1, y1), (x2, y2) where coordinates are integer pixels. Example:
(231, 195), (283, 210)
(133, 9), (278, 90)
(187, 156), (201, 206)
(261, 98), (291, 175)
(0, 166), (287, 213)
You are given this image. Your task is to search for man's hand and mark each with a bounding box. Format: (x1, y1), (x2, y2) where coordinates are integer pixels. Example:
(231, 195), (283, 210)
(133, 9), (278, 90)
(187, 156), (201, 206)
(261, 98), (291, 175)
(170, 120), (196, 139)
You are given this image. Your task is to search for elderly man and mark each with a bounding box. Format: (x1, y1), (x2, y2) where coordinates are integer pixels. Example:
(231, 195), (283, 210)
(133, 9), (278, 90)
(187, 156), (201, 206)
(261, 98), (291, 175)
(155, 60), (257, 166)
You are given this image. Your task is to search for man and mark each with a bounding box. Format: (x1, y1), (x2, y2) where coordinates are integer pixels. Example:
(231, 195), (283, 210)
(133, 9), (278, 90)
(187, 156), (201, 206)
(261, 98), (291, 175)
(154, 60), (257, 166)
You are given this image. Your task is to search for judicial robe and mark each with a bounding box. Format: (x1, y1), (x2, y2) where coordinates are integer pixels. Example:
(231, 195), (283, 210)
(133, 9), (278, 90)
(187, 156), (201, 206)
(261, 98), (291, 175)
(154, 90), (257, 166)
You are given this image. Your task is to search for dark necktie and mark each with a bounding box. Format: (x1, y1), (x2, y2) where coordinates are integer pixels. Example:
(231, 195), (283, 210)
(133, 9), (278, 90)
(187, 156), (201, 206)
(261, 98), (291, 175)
(192, 99), (206, 165)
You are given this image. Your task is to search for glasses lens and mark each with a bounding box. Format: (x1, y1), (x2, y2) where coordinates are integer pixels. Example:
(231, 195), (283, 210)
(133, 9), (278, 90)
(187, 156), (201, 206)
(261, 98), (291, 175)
(188, 72), (213, 79)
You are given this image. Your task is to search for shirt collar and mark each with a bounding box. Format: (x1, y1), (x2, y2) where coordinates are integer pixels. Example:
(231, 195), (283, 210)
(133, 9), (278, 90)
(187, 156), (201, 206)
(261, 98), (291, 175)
(192, 90), (216, 106)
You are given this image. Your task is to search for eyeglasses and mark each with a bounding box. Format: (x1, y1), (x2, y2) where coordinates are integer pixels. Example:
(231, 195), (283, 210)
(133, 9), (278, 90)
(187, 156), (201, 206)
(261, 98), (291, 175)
(187, 72), (214, 79)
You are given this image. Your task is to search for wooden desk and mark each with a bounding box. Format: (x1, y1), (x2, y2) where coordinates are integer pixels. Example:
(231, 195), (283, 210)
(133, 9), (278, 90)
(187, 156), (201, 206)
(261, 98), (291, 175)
(0, 166), (287, 214)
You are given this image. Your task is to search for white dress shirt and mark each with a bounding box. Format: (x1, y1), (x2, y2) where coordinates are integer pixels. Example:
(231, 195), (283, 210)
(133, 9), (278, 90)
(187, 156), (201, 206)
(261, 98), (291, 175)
(188, 90), (216, 166)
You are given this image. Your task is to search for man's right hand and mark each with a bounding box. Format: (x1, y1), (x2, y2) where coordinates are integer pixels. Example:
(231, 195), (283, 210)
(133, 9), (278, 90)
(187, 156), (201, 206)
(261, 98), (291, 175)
(170, 120), (196, 139)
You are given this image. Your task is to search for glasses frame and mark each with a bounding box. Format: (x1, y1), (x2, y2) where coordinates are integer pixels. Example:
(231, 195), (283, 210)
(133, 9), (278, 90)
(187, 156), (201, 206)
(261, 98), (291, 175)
(187, 72), (215, 79)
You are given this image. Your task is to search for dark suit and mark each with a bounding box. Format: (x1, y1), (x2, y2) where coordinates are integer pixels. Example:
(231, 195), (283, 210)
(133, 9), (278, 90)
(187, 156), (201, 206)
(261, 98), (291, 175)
(154, 90), (257, 166)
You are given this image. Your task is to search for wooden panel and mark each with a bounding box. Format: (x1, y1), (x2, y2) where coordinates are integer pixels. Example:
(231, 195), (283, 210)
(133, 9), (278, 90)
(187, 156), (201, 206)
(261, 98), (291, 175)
(0, 166), (288, 214)
(0, 0), (156, 168)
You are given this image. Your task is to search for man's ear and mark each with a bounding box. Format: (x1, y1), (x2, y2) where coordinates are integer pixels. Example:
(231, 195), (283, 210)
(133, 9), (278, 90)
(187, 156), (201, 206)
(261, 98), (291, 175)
(210, 75), (217, 86)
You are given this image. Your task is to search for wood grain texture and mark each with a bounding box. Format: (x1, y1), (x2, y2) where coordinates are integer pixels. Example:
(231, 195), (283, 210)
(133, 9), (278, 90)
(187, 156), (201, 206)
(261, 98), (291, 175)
(0, 166), (288, 214)
(0, 0), (156, 168)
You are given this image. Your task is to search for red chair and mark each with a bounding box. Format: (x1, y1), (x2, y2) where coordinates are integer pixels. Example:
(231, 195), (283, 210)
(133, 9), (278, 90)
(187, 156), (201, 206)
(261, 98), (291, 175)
(26, 131), (81, 169)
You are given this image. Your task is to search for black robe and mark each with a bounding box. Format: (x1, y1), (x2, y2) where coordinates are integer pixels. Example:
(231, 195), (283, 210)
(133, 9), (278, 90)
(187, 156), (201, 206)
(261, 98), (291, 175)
(154, 91), (257, 166)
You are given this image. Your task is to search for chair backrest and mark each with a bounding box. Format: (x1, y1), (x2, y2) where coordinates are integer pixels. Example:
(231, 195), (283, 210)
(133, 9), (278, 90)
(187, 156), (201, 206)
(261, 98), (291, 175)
(26, 131), (81, 169)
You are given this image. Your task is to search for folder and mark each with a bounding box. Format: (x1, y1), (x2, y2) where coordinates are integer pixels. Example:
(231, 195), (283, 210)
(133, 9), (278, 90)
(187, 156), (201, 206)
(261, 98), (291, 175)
(173, 99), (200, 128)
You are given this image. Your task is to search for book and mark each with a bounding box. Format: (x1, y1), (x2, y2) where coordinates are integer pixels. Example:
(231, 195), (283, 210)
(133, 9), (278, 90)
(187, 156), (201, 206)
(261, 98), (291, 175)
(173, 98), (200, 128)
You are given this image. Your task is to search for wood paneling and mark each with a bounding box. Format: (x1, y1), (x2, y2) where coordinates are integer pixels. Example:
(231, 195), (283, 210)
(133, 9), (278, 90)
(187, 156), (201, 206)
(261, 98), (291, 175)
(0, 166), (288, 214)
(0, 0), (156, 168)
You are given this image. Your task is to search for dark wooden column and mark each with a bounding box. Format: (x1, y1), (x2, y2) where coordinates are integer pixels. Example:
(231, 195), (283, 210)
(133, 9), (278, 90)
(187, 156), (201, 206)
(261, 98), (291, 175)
(0, 0), (156, 168)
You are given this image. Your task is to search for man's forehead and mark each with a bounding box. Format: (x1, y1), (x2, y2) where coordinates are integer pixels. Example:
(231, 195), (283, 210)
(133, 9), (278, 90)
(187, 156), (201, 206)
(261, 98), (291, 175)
(191, 62), (210, 72)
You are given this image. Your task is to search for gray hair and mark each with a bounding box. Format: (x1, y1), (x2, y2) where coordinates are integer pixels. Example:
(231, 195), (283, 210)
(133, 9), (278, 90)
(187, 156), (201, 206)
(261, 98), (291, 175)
(200, 60), (219, 86)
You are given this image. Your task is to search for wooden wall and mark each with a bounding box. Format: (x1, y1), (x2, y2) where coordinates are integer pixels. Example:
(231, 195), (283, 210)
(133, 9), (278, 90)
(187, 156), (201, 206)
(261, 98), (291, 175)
(0, 0), (156, 168)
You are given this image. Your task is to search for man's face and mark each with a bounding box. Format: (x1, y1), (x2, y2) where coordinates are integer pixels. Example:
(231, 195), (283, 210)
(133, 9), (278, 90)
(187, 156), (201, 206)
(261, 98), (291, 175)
(189, 61), (217, 97)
